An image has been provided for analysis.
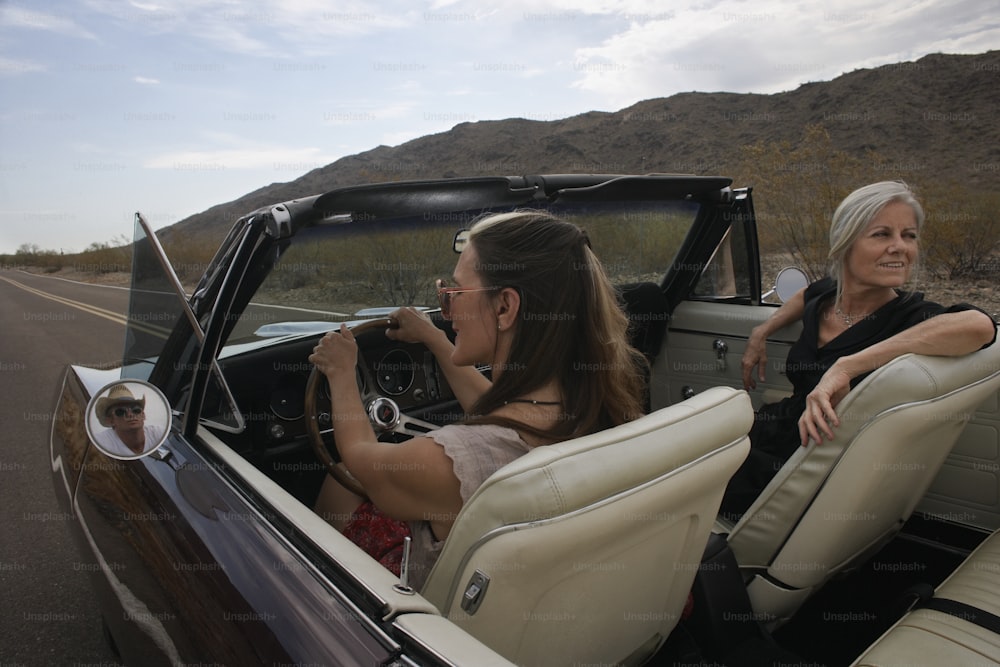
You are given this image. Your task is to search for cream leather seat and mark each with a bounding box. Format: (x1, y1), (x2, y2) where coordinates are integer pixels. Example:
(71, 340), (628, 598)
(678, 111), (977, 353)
(723, 336), (1000, 628)
(419, 386), (753, 667)
(852, 527), (1000, 666)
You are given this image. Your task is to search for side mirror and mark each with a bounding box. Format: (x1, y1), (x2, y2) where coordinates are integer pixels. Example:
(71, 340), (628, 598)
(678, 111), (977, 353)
(85, 380), (172, 460)
(766, 267), (809, 303)
(453, 230), (470, 253)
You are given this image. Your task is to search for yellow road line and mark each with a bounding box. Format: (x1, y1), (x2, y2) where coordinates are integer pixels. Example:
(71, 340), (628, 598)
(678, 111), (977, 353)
(0, 275), (170, 339)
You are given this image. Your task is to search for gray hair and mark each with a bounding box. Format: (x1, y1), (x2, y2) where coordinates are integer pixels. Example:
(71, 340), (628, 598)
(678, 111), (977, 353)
(828, 181), (924, 303)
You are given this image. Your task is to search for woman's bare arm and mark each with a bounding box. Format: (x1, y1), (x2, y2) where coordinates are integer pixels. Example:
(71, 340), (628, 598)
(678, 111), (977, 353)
(741, 287), (807, 390)
(799, 309), (997, 444)
(387, 307), (491, 412)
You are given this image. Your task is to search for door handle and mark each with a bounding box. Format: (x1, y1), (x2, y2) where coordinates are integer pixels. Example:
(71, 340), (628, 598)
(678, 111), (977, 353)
(713, 339), (728, 371)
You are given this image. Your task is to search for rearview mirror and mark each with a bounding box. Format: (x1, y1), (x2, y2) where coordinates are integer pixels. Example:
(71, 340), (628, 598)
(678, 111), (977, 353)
(453, 229), (470, 253)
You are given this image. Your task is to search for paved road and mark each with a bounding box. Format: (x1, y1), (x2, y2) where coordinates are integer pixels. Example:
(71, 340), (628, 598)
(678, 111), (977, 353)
(0, 269), (129, 665)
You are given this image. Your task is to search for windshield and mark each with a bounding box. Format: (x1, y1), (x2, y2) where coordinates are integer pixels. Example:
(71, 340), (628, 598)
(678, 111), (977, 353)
(222, 199), (700, 348)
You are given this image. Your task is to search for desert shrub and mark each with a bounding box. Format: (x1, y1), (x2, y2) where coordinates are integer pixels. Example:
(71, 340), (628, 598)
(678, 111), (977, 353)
(11, 244), (66, 272)
(159, 234), (217, 286)
(576, 208), (691, 284)
(735, 125), (885, 280)
(920, 183), (1000, 280)
(352, 228), (451, 307)
(733, 125), (997, 285)
(72, 238), (132, 274)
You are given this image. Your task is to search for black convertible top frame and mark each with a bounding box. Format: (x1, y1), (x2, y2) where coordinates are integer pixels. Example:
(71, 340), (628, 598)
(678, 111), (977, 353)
(246, 174), (733, 239)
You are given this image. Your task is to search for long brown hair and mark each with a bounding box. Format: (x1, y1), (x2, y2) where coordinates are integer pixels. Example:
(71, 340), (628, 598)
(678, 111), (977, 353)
(464, 210), (647, 440)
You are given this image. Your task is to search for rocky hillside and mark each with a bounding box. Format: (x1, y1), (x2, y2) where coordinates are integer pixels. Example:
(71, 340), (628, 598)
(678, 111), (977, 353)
(162, 50), (1000, 246)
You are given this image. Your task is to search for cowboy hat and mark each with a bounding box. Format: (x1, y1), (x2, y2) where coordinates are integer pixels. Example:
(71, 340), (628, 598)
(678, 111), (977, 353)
(96, 384), (146, 427)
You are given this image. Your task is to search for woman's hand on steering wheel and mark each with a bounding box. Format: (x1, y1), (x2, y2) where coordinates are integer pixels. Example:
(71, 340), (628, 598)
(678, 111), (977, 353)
(309, 323), (358, 379)
(306, 321), (375, 497)
(385, 307), (437, 346)
(304, 318), (440, 498)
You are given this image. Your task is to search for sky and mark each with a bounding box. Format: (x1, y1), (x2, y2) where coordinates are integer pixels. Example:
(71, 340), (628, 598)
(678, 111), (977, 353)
(1, 0), (997, 256)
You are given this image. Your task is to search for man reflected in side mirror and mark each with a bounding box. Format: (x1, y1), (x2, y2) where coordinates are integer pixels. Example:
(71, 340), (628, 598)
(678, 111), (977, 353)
(93, 384), (165, 458)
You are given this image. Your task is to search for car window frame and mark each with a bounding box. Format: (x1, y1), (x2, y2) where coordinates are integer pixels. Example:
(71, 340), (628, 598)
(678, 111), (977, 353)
(685, 187), (764, 305)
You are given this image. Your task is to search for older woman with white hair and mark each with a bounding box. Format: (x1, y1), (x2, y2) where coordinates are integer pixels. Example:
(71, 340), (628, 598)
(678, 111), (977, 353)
(722, 181), (997, 519)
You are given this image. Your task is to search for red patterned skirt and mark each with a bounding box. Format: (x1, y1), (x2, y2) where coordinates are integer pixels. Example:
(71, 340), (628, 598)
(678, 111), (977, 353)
(341, 501), (411, 575)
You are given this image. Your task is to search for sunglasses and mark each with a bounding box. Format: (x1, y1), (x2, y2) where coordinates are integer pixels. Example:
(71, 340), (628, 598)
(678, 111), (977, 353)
(436, 279), (500, 319)
(111, 405), (144, 418)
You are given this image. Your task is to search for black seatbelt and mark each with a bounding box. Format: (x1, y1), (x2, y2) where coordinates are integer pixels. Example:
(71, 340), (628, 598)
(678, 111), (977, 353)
(920, 597), (1000, 635)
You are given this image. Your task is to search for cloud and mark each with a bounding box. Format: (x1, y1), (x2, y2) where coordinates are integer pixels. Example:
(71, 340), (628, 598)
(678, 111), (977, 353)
(0, 6), (97, 39)
(0, 57), (46, 75)
(318, 101), (417, 125)
(128, 1), (168, 11)
(82, 0), (408, 57)
(134, 76), (160, 85)
(564, 0), (1000, 106)
(143, 143), (339, 171)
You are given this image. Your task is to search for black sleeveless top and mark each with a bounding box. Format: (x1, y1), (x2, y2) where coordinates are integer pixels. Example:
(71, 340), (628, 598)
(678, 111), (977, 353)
(720, 278), (994, 520)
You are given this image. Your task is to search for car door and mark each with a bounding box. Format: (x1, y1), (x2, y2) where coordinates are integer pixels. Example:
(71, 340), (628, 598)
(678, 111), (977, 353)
(656, 187), (1000, 533)
(654, 188), (796, 409)
(66, 426), (400, 666)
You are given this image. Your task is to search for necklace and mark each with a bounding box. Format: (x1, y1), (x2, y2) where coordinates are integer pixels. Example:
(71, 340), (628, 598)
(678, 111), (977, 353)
(834, 305), (869, 327)
(503, 398), (562, 406)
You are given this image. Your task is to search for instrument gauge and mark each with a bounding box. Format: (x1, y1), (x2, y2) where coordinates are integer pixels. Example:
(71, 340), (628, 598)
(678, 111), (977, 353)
(375, 350), (415, 396)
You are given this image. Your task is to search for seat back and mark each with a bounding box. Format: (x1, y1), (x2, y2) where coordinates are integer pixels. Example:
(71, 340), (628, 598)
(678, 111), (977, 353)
(728, 336), (1000, 625)
(620, 281), (670, 363)
(420, 386), (753, 667)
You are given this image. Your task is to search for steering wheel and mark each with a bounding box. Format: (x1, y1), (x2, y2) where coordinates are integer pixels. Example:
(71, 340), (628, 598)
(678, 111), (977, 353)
(304, 318), (439, 496)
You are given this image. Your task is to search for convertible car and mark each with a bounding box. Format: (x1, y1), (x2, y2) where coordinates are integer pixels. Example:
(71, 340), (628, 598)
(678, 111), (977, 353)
(51, 174), (1000, 666)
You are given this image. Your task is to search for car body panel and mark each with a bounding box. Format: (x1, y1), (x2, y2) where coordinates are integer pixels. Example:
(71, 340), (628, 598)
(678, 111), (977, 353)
(655, 301), (798, 408)
(917, 383), (1000, 529)
(53, 365), (404, 665)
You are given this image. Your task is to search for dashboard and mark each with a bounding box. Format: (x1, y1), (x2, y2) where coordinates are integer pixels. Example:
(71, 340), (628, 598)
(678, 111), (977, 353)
(209, 324), (459, 458)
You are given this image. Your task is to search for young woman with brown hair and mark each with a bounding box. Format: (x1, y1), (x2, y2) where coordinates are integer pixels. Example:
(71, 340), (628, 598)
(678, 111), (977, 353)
(310, 209), (647, 588)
